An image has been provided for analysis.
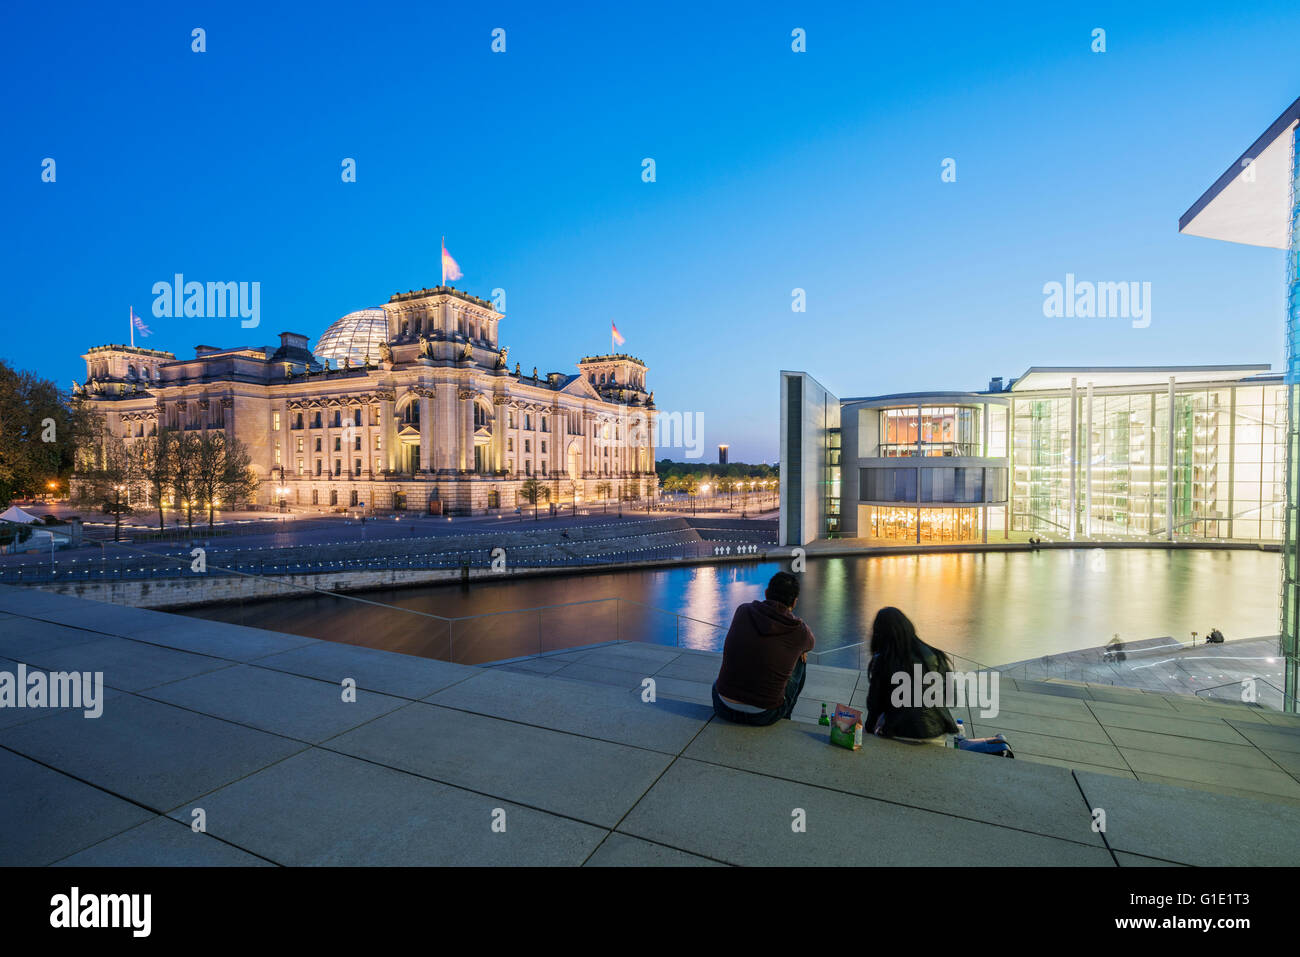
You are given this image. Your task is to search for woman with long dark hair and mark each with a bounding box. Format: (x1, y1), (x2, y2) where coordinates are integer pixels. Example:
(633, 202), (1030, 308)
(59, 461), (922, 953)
(863, 606), (959, 744)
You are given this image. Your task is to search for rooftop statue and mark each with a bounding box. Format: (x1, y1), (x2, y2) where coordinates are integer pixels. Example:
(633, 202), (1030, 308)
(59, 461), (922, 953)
(379, 341), (393, 364)
(496, 346), (509, 369)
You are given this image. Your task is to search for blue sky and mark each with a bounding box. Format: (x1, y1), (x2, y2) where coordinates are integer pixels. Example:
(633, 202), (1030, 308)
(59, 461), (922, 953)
(2, 0), (1298, 462)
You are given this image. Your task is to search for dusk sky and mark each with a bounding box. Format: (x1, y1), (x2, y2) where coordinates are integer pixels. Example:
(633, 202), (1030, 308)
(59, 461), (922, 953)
(3, 1), (1298, 462)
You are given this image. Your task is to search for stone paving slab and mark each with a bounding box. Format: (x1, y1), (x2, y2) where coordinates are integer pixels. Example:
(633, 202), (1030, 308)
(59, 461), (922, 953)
(1117, 746), (1300, 799)
(974, 708), (1115, 744)
(1084, 704), (1252, 743)
(1075, 770), (1300, 866)
(1132, 772), (1300, 809)
(142, 664), (409, 744)
(0, 747), (154, 866)
(548, 661), (648, 691)
(968, 721), (1130, 770)
(0, 619), (107, 660)
(168, 747), (606, 866)
(1103, 725), (1282, 769)
(130, 620), (320, 663)
(52, 815), (274, 867)
(1114, 851), (1187, 867)
(1225, 720), (1300, 754)
(0, 694), (307, 812)
(426, 667), (711, 754)
(682, 720), (1105, 847)
(652, 656), (721, 682)
(1010, 753), (1137, 779)
(584, 832), (727, 867)
(325, 702), (673, 828)
(254, 640), (476, 699)
(993, 689), (1098, 718)
(619, 758), (1114, 867)
(16, 635), (233, 693)
(637, 675), (713, 705)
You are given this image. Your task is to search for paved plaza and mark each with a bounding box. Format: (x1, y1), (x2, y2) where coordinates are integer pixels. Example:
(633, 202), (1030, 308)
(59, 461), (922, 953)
(4, 584), (1300, 866)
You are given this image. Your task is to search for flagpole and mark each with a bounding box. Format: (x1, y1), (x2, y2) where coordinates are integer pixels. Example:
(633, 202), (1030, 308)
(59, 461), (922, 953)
(441, 236), (446, 286)
(129, 306), (134, 348)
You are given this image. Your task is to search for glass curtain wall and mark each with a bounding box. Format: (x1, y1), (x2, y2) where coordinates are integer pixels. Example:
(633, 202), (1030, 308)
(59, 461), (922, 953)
(1282, 125), (1300, 709)
(1011, 385), (1283, 541)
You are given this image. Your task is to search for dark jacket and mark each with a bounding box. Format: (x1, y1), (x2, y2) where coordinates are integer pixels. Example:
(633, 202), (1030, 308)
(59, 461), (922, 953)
(715, 599), (816, 710)
(864, 643), (959, 740)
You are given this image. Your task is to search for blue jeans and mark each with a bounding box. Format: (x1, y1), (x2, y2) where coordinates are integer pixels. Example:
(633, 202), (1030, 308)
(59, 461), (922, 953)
(712, 658), (807, 726)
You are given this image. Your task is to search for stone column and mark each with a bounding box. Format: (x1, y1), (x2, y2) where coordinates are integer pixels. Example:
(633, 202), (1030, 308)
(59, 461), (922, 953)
(379, 392), (397, 473)
(458, 389), (475, 471)
(493, 395), (508, 473)
(417, 387), (434, 474)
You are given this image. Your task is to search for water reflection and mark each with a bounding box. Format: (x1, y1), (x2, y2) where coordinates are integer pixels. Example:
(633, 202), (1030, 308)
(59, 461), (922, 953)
(182, 549), (1280, 667)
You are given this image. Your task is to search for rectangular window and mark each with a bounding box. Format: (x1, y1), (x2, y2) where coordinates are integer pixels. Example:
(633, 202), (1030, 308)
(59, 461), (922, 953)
(274, 443), (281, 465)
(315, 460), (322, 476)
(508, 438), (514, 452)
(296, 437), (304, 453)
(334, 460), (341, 476)
(273, 411), (281, 431)
(334, 437), (341, 452)
(525, 439), (531, 453)
(541, 441), (547, 454)
(355, 436), (362, 450)
(354, 459), (362, 476)
(297, 459), (304, 475)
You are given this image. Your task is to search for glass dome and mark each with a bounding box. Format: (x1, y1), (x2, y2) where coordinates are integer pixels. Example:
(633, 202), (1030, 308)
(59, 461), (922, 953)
(313, 308), (389, 368)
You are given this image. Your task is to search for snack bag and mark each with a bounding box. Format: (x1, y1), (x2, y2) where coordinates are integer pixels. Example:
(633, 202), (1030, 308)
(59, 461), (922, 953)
(828, 702), (864, 751)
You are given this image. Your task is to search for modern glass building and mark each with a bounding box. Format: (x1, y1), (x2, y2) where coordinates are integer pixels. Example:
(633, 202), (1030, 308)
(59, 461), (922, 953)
(781, 365), (1284, 547)
(1179, 94), (1300, 707)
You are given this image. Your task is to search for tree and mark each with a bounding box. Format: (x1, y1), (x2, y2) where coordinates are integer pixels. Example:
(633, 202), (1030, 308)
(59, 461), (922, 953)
(171, 432), (202, 533)
(717, 476), (736, 509)
(0, 360), (80, 508)
(73, 429), (139, 542)
(519, 477), (544, 521)
(193, 432), (258, 532)
(139, 429), (177, 531)
(593, 480), (612, 513)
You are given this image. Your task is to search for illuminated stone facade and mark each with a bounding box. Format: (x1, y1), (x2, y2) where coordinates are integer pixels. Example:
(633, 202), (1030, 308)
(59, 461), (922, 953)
(76, 285), (657, 514)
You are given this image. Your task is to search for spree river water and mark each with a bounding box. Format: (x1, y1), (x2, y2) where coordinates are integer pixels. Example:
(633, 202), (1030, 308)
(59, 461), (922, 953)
(183, 547), (1281, 668)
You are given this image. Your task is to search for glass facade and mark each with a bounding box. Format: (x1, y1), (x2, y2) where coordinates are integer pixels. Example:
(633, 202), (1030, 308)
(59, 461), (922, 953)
(866, 505), (985, 543)
(1284, 126), (1300, 708)
(313, 308), (389, 369)
(1007, 383), (1283, 541)
(879, 406), (981, 457)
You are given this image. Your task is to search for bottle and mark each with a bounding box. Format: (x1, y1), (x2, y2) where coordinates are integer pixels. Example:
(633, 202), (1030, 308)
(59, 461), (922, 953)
(818, 703), (830, 726)
(955, 719), (967, 741)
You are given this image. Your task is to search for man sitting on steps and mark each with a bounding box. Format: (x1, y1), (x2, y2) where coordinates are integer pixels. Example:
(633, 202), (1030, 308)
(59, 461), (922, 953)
(712, 571), (815, 726)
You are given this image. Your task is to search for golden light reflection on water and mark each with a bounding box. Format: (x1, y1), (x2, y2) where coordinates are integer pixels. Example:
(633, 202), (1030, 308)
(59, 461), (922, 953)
(183, 550), (1281, 667)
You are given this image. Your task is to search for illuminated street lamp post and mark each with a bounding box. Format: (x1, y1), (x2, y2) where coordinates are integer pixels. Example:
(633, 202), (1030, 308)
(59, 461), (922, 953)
(113, 484), (125, 542)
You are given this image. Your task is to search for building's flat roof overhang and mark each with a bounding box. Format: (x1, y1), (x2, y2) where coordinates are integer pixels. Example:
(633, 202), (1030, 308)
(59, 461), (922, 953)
(1179, 95), (1300, 250)
(1009, 365), (1272, 392)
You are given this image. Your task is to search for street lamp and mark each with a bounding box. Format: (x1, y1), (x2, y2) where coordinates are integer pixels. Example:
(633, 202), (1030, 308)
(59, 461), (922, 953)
(112, 484), (125, 542)
(275, 486), (289, 513)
